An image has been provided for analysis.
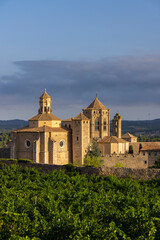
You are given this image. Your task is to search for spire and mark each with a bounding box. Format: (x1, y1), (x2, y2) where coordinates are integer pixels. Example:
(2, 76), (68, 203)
(39, 89), (52, 114)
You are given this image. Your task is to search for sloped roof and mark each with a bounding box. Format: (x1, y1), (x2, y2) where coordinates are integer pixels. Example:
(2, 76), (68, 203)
(63, 118), (72, 122)
(12, 125), (68, 133)
(29, 113), (61, 121)
(122, 132), (137, 139)
(98, 136), (128, 144)
(72, 113), (90, 121)
(40, 89), (51, 99)
(84, 97), (108, 110)
(141, 144), (160, 151)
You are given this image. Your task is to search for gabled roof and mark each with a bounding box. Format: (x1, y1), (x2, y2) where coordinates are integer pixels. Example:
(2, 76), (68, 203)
(98, 136), (128, 144)
(84, 97), (108, 110)
(40, 89), (51, 100)
(29, 113), (61, 121)
(63, 118), (72, 122)
(12, 125), (68, 133)
(122, 132), (137, 139)
(72, 113), (90, 121)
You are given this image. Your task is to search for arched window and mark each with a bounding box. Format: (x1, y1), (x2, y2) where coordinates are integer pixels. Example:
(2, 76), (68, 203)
(95, 119), (99, 131)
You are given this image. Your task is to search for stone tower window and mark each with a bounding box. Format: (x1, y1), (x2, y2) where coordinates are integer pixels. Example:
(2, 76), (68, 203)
(77, 136), (79, 141)
(95, 119), (99, 131)
(103, 120), (107, 131)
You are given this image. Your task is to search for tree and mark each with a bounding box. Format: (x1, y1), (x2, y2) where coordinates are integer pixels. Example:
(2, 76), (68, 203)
(84, 139), (102, 167)
(139, 143), (142, 152)
(87, 139), (101, 158)
(84, 155), (102, 167)
(129, 145), (133, 154)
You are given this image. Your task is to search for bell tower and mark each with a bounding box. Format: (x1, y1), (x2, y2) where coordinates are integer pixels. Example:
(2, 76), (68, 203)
(39, 89), (52, 114)
(112, 113), (122, 138)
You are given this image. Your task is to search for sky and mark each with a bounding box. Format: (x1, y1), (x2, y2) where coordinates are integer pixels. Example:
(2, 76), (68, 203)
(0, 0), (160, 120)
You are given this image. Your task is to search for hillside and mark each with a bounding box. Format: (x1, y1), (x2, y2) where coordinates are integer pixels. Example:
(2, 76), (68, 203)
(0, 119), (28, 132)
(0, 118), (160, 136)
(110, 118), (160, 136)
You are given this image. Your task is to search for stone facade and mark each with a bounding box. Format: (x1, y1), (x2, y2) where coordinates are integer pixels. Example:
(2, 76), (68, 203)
(10, 90), (160, 168)
(112, 113), (122, 138)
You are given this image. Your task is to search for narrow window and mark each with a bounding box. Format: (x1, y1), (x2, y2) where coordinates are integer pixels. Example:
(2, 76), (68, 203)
(69, 124), (71, 128)
(95, 119), (99, 131)
(103, 120), (107, 131)
(44, 107), (46, 112)
(77, 136), (79, 141)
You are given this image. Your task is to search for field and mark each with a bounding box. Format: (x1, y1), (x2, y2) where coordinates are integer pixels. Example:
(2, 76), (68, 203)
(1, 163), (160, 239)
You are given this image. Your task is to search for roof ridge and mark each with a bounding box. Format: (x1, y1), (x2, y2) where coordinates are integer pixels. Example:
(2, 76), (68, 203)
(84, 97), (108, 110)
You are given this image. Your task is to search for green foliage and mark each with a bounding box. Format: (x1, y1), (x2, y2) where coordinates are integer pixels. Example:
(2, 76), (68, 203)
(139, 143), (142, 152)
(129, 145), (133, 154)
(0, 158), (17, 161)
(113, 162), (125, 168)
(17, 159), (33, 163)
(2, 163), (160, 239)
(138, 135), (160, 142)
(0, 132), (11, 148)
(84, 155), (102, 167)
(87, 139), (101, 158)
(64, 163), (78, 171)
(84, 139), (102, 167)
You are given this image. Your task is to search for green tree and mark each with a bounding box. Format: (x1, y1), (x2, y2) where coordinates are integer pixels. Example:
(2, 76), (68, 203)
(87, 139), (101, 158)
(84, 139), (102, 167)
(84, 155), (102, 167)
(129, 145), (133, 154)
(139, 143), (142, 152)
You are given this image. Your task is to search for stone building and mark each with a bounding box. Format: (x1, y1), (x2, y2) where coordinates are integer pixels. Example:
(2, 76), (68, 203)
(11, 90), (114, 165)
(11, 90), (72, 165)
(122, 132), (137, 143)
(11, 89), (159, 168)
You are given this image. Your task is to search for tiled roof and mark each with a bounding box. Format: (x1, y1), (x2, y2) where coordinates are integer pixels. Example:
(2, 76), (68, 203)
(12, 125), (68, 133)
(84, 97), (108, 110)
(29, 113), (61, 121)
(40, 89), (51, 99)
(63, 118), (72, 122)
(141, 145), (160, 151)
(122, 132), (137, 139)
(98, 136), (128, 144)
(72, 113), (90, 121)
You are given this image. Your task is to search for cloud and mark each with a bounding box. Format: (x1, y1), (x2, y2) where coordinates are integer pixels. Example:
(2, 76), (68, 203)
(0, 55), (160, 119)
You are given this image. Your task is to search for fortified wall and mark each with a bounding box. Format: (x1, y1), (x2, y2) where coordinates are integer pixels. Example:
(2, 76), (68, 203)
(1, 160), (160, 180)
(102, 154), (149, 169)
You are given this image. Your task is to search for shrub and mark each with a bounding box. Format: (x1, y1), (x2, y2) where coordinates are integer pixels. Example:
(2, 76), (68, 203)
(113, 162), (125, 168)
(84, 155), (103, 167)
(17, 159), (33, 163)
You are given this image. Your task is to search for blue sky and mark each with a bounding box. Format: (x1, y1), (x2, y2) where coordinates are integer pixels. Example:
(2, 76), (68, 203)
(0, 0), (160, 120)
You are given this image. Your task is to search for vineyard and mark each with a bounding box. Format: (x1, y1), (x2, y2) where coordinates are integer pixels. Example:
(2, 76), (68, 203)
(1, 164), (160, 239)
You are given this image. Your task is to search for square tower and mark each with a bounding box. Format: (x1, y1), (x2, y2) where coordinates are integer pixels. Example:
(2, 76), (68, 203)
(83, 97), (110, 140)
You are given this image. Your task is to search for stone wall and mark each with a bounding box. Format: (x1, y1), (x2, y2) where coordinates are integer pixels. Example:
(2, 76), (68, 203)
(102, 154), (149, 168)
(1, 160), (160, 180)
(0, 148), (10, 158)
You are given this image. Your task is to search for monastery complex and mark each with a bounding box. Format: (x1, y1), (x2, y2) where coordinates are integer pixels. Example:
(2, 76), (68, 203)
(10, 90), (160, 168)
